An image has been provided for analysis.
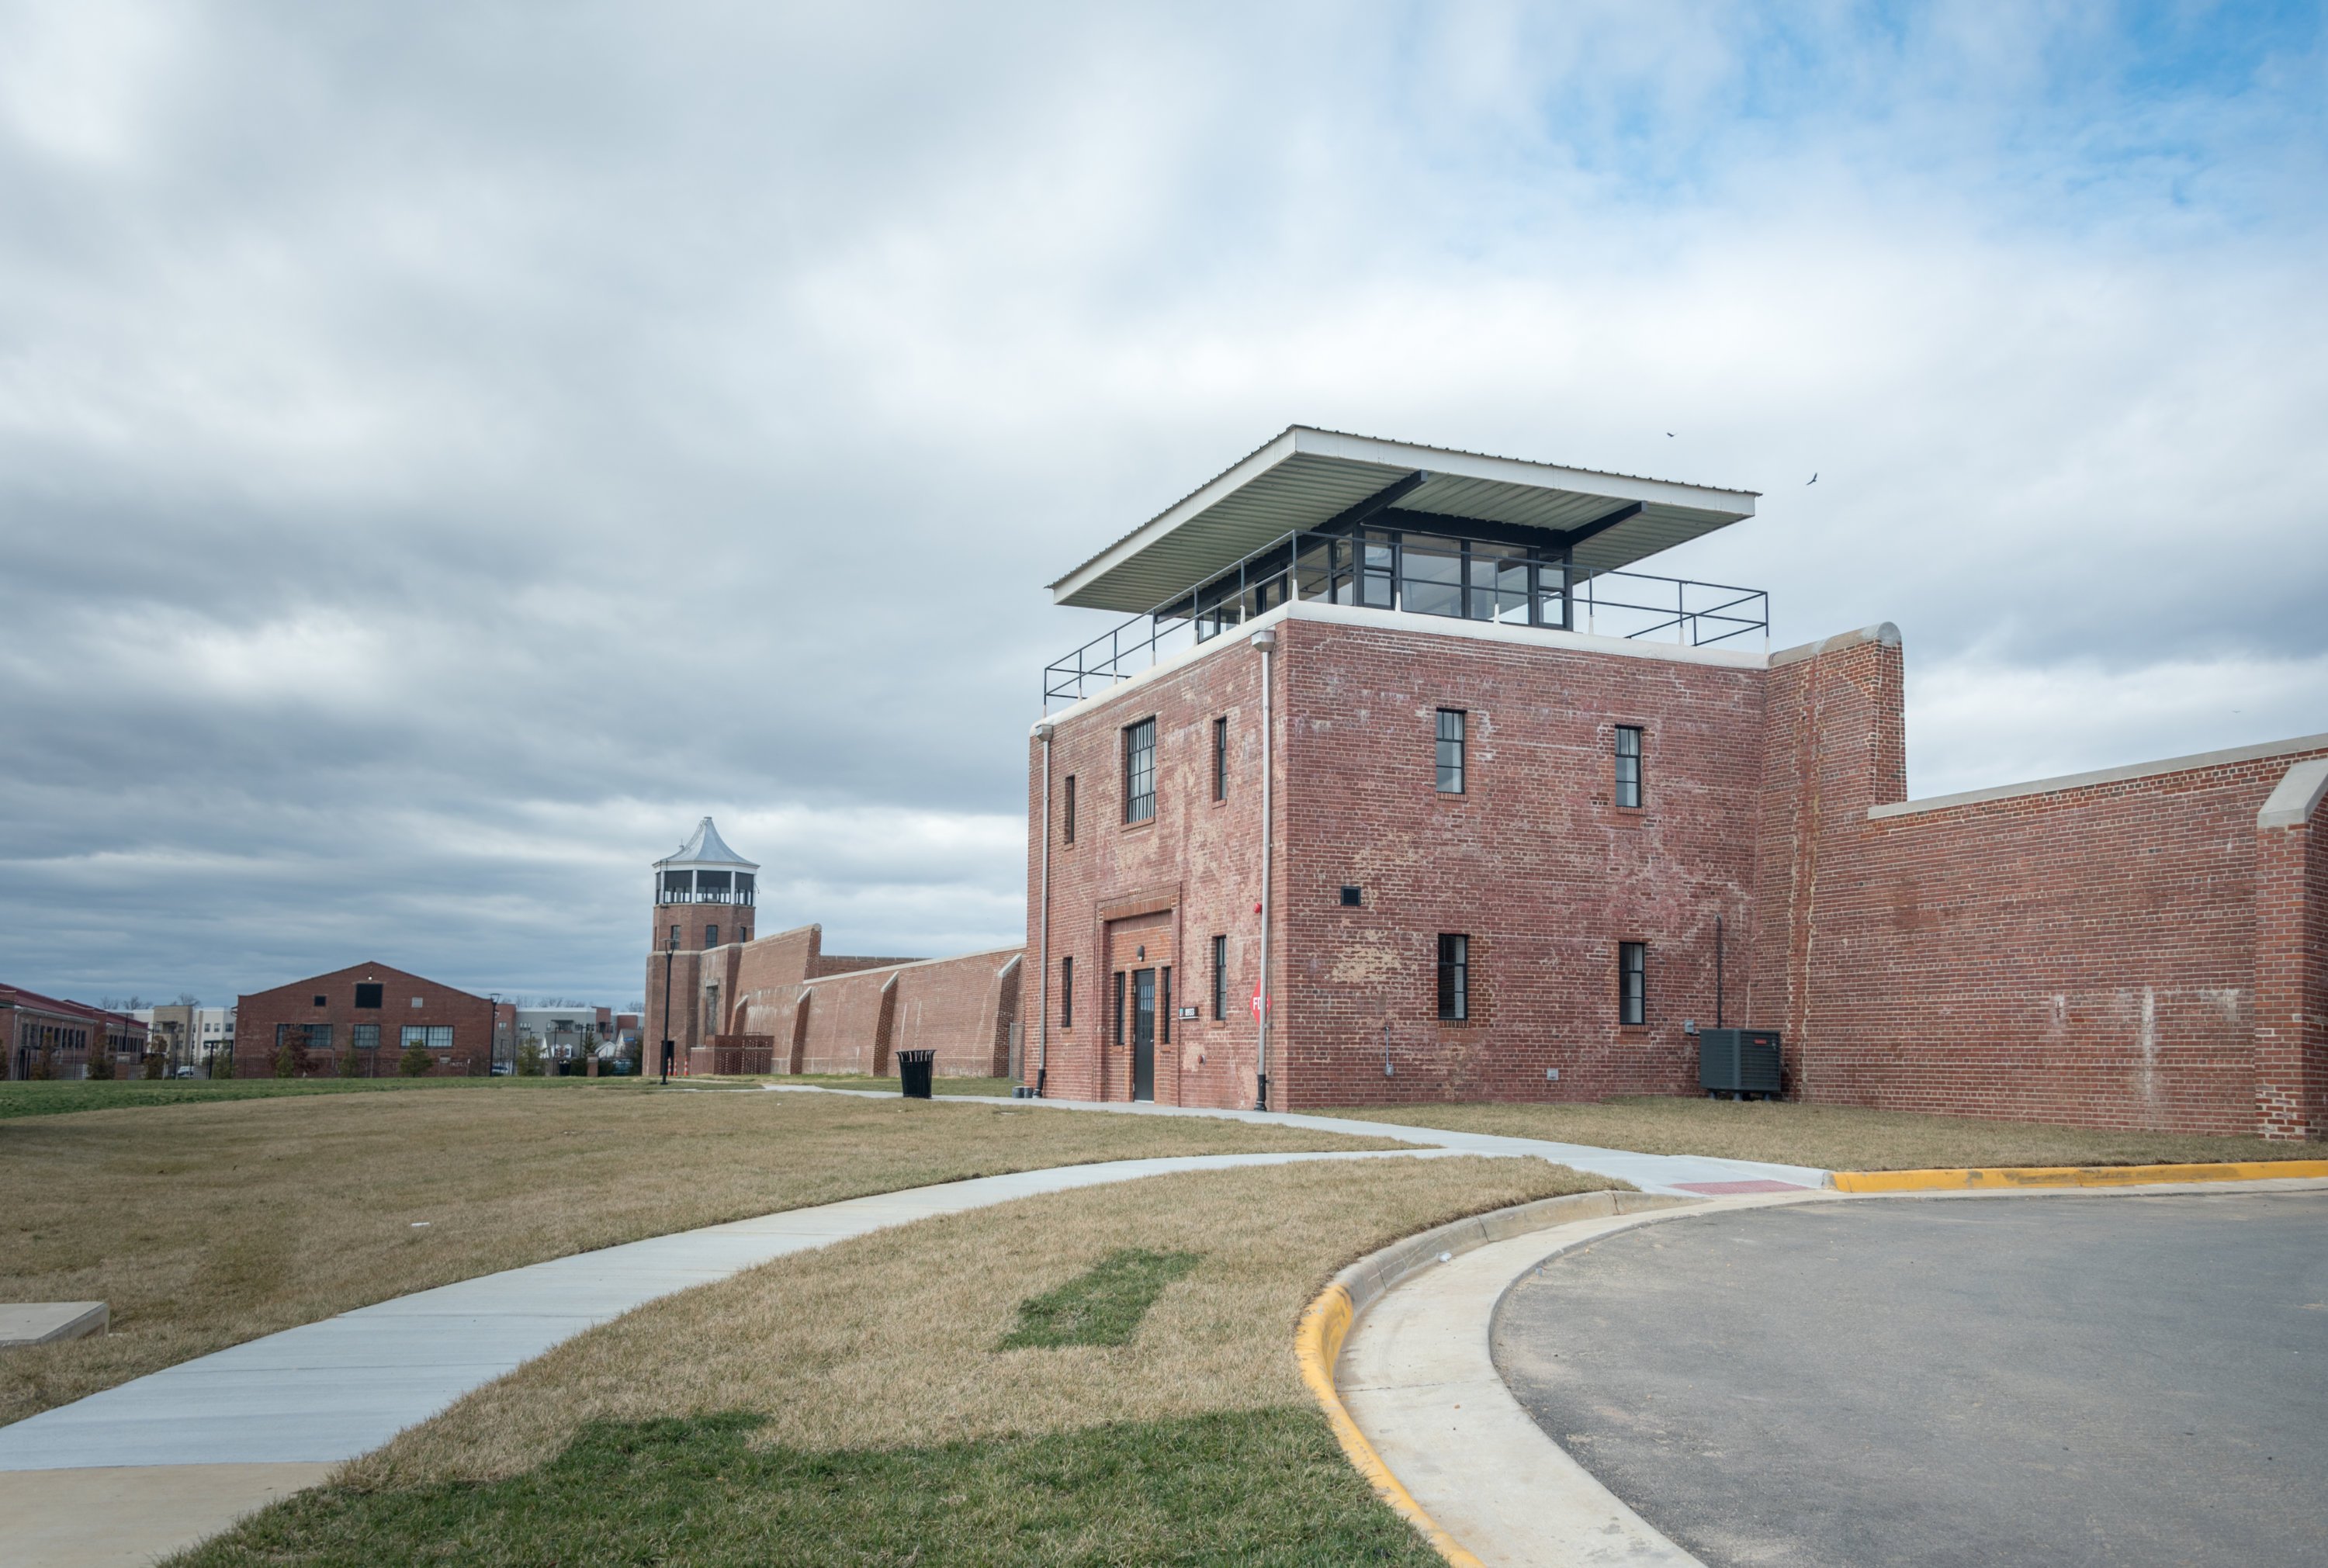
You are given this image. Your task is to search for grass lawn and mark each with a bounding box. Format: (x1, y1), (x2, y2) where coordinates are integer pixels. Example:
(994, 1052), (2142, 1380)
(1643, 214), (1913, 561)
(695, 1073), (1018, 1097)
(0, 1075), (548, 1122)
(177, 1156), (1614, 1565)
(1323, 1096), (2328, 1172)
(0, 1085), (1400, 1428)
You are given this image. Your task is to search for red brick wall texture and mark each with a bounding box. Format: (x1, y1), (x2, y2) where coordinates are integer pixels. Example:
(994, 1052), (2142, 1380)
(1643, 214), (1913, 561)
(1025, 601), (2328, 1139)
(235, 963), (491, 1078)
(646, 919), (1020, 1081)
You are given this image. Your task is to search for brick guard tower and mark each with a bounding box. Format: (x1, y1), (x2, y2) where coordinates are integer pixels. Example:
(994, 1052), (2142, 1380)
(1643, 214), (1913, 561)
(1027, 426), (2326, 1139)
(646, 817), (758, 1070)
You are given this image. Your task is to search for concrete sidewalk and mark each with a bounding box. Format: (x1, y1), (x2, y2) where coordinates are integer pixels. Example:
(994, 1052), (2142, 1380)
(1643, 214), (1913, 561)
(768, 1085), (1834, 1196)
(0, 1147), (1452, 1567)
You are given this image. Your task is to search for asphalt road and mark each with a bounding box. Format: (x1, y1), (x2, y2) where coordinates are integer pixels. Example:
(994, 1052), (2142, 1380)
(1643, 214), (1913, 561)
(1494, 1190), (2328, 1568)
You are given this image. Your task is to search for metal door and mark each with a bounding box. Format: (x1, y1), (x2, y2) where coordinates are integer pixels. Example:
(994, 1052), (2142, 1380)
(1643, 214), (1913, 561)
(1131, 967), (1155, 1102)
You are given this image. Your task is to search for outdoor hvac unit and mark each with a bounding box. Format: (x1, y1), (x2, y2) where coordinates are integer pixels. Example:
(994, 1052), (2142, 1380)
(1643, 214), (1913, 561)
(1699, 1028), (1782, 1100)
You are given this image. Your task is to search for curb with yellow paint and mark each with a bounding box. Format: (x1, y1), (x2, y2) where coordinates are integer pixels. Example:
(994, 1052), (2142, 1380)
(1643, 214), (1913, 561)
(1831, 1158), (2328, 1193)
(1289, 1187), (1692, 1567)
(1296, 1278), (1484, 1568)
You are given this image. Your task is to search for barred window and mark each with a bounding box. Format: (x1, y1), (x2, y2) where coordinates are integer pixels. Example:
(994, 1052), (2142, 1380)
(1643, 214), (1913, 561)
(1211, 935), (1227, 1019)
(1620, 942), (1646, 1026)
(1437, 934), (1468, 1021)
(1124, 718), (1157, 823)
(1616, 725), (1644, 809)
(1436, 709), (1465, 794)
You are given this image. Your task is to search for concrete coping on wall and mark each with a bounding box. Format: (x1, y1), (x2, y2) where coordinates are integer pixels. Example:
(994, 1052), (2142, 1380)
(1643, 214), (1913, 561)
(1869, 731), (2328, 822)
(1765, 620), (1901, 668)
(799, 945), (1024, 991)
(2258, 755), (2328, 830)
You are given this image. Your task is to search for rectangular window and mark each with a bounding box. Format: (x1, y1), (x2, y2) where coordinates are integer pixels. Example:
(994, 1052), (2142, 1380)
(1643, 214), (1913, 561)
(1211, 935), (1227, 1020)
(403, 1025), (428, 1051)
(669, 924), (681, 947)
(304, 1023), (333, 1052)
(353, 1023), (379, 1051)
(1616, 725), (1644, 809)
(1620, 942), (1646, 1026)
(429, 1025), (454, 1051)
(1124, 718), (1156, 823)
(1112, 971), (1127, 1046)
(705, 924), (719, 947)
(1213, 716), (1228, 801)
(1063, 775), (1076, 844)
(1160, 967), (1172, 1045)
(354, 983), (383, 1009)
(1339, 885), (1362, 907)
(1437, 934), (1469, 1021)
(1061, 957), (1074, 1030)
(1436, 709), (1466, 794)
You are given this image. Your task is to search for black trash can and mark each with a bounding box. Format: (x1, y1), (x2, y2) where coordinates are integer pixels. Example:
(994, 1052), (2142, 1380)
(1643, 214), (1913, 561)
(897, 1049), (937, 1099)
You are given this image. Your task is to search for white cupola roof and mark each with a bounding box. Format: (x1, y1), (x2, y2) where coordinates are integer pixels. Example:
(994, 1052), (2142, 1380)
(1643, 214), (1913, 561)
(654, 816), (758, 872)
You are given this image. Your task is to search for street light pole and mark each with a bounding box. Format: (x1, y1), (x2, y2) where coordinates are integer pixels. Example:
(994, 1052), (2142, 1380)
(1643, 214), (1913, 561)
(660, 929), (677, 1086)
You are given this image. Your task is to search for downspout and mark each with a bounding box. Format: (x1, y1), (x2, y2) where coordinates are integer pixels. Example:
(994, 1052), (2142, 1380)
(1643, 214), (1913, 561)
(1251, 627), (1277, 1110)
(1034, 722), (1054, 1098)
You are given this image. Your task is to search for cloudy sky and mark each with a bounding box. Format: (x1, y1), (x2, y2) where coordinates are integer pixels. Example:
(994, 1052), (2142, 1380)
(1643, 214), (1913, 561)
(2, 2), (2323, 1009)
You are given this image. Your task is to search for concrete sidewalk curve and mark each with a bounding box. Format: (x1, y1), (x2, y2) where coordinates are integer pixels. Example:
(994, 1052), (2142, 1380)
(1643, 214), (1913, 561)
(1332, 1189), (1820, 1566)
(0, 1147), (1455, 1568)
(767, 1087), (1836, 1196)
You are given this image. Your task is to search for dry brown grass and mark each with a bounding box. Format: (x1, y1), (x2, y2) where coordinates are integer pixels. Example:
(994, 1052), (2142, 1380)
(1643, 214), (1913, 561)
(348, 1154), (1612, 1489)
(1326, 1095), (2325, 1171)
(0, 1084), (1399, 1427)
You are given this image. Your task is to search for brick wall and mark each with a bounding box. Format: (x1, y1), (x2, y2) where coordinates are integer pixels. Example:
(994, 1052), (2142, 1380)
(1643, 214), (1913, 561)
(1024, 599), (2326, 1138)
(1779, 715), (2326, 1135)
(234, 964), (490, 1078)
(2, 987), (149, 1080)
(656, 921), (1024, 1079)
(1028, 603), (1775, 1111)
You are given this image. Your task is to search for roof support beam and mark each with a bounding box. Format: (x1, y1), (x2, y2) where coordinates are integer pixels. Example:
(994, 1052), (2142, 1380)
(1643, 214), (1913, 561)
(1314, 470), (1429, 535)
(1553, 500), (1644, 550)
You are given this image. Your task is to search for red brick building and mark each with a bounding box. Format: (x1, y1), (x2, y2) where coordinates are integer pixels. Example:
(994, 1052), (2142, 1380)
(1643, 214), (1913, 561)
(643, 819), (1022, 1078)
(2, 985), (149, 1079)
(1024, 427), (2328, 1139)
(234, 963), (493, 1078)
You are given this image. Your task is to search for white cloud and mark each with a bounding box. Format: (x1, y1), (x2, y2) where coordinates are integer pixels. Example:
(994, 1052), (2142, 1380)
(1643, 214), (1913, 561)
(0, 3), (2322, 1003)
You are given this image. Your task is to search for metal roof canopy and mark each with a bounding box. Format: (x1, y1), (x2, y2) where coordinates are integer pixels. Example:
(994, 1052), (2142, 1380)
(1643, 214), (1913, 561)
(654, 816), (757, 872)
(1050, 426), (1760, 614)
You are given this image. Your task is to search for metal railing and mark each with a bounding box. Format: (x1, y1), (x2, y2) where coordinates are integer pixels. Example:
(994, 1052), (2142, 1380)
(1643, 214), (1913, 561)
(1043, 526), (1769, 707)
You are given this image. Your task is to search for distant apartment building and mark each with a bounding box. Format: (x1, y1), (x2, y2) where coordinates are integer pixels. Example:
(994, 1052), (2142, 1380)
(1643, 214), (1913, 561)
(131, 1004), (196, 1068)
(234, 963), (492, 1078)
(514, 1005), (622, 1061)
(193, 1006), (235, 1066)
(3, 985), (150, 1080)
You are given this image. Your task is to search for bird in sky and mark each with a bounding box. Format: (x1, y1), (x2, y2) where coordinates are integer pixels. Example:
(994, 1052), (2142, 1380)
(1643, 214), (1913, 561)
(1807, 472), (1819, 485)
(1665, 431), (1675, 437)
